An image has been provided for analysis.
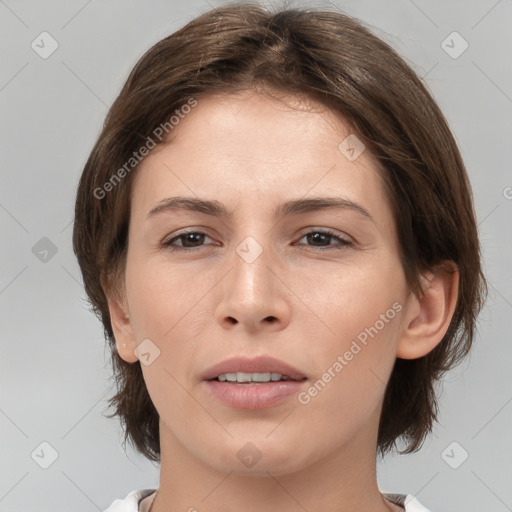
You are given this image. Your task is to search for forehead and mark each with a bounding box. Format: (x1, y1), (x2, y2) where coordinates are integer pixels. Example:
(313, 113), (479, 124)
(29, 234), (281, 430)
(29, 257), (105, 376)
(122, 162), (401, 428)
(130, 91), (394, 230)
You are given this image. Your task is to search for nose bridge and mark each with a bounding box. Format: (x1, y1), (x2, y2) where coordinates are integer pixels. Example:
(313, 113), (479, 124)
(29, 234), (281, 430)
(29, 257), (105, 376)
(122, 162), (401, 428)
(215, 232), (290, 330)
(230, 234), (276, 307)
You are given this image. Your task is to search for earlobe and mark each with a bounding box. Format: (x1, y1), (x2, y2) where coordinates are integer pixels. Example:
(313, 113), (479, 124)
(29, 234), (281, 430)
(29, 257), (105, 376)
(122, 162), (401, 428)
(102, 278), (139, 364)
(397, 263), (459, 360)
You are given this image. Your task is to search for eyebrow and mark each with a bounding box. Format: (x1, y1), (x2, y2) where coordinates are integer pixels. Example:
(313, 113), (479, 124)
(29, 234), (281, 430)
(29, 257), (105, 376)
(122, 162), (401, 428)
(146, 196), (374, 223)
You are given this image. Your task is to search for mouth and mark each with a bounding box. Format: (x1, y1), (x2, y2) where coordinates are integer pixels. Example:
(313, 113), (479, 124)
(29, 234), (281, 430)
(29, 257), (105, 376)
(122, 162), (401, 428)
(201, 355), (308, 383)
(202, 355), (308, 409)
(210, 372), (307, 383)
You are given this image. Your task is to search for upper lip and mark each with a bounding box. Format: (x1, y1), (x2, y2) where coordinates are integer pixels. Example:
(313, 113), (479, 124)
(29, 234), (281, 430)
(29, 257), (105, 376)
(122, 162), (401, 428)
(202, 355), (307, 381)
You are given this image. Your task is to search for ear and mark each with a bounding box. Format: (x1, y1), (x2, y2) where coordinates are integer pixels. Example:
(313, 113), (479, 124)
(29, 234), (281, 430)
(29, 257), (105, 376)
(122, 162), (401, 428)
(101, 275), (138, 364)
(397, 262), (459, 359)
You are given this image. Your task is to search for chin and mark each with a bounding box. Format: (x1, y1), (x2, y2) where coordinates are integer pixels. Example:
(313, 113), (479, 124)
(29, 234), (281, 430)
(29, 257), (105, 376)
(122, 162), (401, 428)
(201, 438), (313, 477)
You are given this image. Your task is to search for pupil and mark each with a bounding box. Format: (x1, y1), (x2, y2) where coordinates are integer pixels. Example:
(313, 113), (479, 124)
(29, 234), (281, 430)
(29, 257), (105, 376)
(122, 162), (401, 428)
(182, 233), (204, 247)
(308, 232), (329, 246)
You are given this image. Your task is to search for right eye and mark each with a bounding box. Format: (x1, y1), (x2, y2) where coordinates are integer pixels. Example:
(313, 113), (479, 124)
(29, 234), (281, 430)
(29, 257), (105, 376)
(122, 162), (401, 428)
(162, 230), (214, 251)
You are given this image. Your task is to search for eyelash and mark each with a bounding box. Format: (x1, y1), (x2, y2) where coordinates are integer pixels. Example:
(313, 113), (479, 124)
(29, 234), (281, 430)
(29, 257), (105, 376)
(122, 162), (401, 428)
(161, 229), (354, 252)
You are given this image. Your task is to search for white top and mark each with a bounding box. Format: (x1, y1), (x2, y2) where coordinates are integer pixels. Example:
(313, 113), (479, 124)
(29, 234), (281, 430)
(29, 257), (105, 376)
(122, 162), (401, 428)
(103, 489), (432, 511)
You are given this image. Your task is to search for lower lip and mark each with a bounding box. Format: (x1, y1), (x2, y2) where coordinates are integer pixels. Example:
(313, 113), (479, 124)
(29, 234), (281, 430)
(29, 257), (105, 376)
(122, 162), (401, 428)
(204, 379), (307, 409)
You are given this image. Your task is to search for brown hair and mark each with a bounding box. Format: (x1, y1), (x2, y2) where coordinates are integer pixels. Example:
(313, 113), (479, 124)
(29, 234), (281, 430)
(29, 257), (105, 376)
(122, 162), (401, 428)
(72, 2), (487, 461)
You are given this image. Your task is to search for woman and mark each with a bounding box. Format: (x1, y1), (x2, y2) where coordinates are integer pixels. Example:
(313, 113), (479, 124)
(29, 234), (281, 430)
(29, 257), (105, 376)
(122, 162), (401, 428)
(72, 3), (487, 511)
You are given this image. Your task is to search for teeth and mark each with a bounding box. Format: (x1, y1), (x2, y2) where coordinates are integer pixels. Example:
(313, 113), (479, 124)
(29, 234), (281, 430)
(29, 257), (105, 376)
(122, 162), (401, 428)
(217, 372), (291, 382)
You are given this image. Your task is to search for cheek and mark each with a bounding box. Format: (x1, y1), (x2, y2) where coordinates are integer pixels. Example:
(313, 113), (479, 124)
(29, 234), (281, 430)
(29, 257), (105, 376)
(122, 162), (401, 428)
(125, 245), (405, 354)
(125, 256), (201, 339)
(294, 257), (404, 341)
(298, 318), (400, 441)
(294, 262), (403, 411)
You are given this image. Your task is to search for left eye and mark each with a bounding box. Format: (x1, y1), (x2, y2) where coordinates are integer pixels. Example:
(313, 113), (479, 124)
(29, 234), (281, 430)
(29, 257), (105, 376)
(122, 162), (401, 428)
(162, 229), (352, 251)
(295, 229), (353, 251)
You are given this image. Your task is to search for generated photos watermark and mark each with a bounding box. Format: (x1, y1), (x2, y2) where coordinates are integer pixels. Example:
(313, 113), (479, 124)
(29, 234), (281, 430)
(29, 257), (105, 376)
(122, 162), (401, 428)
(93, 97), (198, 200)
(297, 301), (403, 405)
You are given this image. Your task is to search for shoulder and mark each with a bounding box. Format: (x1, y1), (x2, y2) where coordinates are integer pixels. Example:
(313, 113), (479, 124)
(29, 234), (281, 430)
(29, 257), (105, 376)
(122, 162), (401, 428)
(384, 492), (432, 511)
(103, 489), (157, 512)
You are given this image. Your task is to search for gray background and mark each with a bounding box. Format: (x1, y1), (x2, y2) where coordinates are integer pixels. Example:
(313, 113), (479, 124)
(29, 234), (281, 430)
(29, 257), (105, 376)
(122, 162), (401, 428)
(1, 0), (511, 510)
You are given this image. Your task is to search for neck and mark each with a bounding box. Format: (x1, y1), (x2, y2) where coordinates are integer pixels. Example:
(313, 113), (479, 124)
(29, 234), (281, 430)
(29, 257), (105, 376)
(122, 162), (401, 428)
(150, 415), (399, 512)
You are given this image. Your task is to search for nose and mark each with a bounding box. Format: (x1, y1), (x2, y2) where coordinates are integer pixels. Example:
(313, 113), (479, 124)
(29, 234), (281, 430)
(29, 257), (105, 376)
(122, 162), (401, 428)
(214, 238), (292, 334)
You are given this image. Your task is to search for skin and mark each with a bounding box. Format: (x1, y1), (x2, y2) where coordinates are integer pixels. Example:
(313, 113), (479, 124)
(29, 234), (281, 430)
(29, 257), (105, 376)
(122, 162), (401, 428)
(106, 89), (459, 512)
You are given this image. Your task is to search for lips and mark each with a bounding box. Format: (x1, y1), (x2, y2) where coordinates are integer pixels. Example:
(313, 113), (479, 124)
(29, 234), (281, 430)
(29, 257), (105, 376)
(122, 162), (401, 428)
(201, 355), (307, 382)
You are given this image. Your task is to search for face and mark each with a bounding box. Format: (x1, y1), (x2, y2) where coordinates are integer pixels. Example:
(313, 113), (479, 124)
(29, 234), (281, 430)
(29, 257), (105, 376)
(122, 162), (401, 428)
(116, 90), (416, 476)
